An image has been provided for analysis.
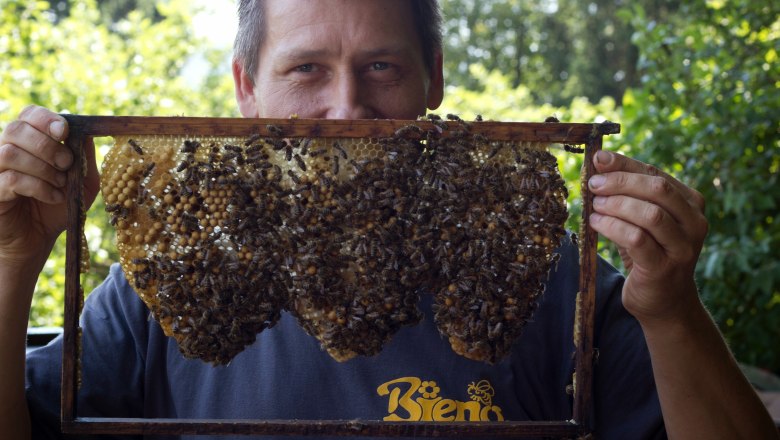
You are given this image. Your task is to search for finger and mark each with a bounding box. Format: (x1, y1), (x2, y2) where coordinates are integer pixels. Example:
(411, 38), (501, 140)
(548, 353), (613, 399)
(592, 151), (704, 211)
(588, 212), (666, 270)
(592, 195), (694, 263)
(0, 169), (65, 205)
(0, 143), (67, 188)
(589, 171), (697, 231)
(1, 106), (72, 171)
(16, 105), (70, 141)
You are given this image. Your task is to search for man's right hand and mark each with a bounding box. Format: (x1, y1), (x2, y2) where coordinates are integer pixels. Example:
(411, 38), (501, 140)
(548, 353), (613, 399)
(0, 105), (99, 267)
(0, 104), (101, 440)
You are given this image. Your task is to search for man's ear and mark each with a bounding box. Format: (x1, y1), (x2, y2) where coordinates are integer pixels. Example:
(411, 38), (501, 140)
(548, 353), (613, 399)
(426, 50), (444, 111)
(233, 58), (259, 117)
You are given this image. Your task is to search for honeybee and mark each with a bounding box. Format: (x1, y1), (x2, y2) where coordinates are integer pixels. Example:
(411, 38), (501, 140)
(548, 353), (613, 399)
(266, 124), (284, 136)
(285, 145), (293, 161)
(332, 155), (340, 175)
(333, 141), (347, 160)
(299, 138), (312, 156)
(563, 144), (585, 154)
(244, 133), (261, 146)
(182, 139), (200, 153)
(394, 124), (423, 138)
(287, 169), (301, 185)
(293, 153), (307, 172)
(129, 139), (143, 155)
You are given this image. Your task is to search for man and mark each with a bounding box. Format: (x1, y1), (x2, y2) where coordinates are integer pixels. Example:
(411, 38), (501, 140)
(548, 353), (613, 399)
(1, 0), (776, 439)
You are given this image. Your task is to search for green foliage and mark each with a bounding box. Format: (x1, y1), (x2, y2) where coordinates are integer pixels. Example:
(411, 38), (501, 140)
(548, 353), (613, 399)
(47, 0), (163, 24)
(622, 0), (780, 370)
(439, 0), (681, 105)
(0, 0), (236, 326)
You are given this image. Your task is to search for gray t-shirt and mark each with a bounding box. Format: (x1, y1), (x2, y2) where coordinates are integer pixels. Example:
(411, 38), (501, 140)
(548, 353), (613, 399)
(26, 235), (666, 439)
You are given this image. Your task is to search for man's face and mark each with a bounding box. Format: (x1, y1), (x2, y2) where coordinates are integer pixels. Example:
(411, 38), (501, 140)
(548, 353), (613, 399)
(234, 0), (443, 119)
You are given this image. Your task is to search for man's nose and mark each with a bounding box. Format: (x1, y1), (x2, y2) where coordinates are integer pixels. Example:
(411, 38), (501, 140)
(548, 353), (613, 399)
(325, 73), (374, 119)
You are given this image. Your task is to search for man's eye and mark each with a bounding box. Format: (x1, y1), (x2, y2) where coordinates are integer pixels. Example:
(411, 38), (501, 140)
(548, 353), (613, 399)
(294, 64), (315, 72)
(370, 62), (390, 71)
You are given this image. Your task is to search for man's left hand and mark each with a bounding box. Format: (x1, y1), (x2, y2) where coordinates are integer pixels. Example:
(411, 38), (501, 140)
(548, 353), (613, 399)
(586, 150), (708, 324)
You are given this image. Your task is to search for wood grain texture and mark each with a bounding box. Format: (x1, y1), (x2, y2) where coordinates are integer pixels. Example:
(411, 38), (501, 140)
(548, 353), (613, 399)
(62, 132), (85, 423)
(572, 135), (602, 432)
(62, 418), (582, 437)
(62, 115), (619, 143)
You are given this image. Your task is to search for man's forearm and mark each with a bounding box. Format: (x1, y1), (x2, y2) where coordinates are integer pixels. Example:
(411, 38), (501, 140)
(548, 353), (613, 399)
(0, 265), (41, 440)
(641, 297), (778, 439)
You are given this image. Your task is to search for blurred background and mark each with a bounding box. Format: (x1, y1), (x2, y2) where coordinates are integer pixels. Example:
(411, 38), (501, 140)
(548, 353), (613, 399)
(1, 0), (777, 385)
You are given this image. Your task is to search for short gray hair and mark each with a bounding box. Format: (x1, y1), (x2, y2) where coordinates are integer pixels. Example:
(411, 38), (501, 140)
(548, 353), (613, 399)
(233, 0), (442, 84)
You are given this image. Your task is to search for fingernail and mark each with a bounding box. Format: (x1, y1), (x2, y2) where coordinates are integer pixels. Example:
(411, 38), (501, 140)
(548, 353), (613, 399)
(595, 150), (612, 165)
(593, 196), (606, 207)
(55, 172), (67, 187)
(50, 120), (65, 140)
(589, 174), (606, 189)
(589, 213), (603, 225)
(55, 151), (72, 169)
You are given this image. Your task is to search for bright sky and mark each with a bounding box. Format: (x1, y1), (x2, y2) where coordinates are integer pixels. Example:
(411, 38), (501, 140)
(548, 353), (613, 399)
(183, 0), (237, 85)
(192, 0), (238, 48)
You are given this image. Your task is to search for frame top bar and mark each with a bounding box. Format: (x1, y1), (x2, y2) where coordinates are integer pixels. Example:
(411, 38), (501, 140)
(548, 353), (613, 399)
(62, 115), (619, 143)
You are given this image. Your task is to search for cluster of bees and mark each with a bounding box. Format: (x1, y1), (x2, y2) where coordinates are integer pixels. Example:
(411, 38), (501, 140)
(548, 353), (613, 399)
(101, 116), (569, 365)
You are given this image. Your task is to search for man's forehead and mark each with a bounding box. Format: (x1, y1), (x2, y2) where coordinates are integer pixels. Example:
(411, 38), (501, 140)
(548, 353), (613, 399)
(262, 0), (415, 35)
(260, 0), (421, 58)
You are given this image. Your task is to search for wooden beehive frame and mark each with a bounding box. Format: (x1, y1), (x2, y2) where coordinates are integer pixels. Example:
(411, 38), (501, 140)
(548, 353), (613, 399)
(61, 115), (619, 437)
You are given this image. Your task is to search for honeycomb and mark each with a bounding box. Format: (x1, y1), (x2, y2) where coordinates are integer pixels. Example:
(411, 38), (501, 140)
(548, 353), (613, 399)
(100, 118), (568, 365)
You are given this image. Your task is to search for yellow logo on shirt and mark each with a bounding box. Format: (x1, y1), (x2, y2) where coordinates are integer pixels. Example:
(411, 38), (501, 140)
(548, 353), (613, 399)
(376, 377), (504, 421)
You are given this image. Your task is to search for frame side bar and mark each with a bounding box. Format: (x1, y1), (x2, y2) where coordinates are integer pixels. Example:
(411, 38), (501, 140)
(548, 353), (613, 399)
(572, 131), (603, 432)
(61, 130), (85, 424)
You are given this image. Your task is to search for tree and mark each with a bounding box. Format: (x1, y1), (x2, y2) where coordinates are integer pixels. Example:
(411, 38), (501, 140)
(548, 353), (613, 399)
(0, 0), (236, 326)
(440, 0), (681, 106)
(622, 0), (780, 371)
(47, 0), (163, 24)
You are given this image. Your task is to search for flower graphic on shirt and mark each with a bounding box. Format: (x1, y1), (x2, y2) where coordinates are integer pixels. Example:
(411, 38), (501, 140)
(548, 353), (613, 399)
(418, 381), (440, 399)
